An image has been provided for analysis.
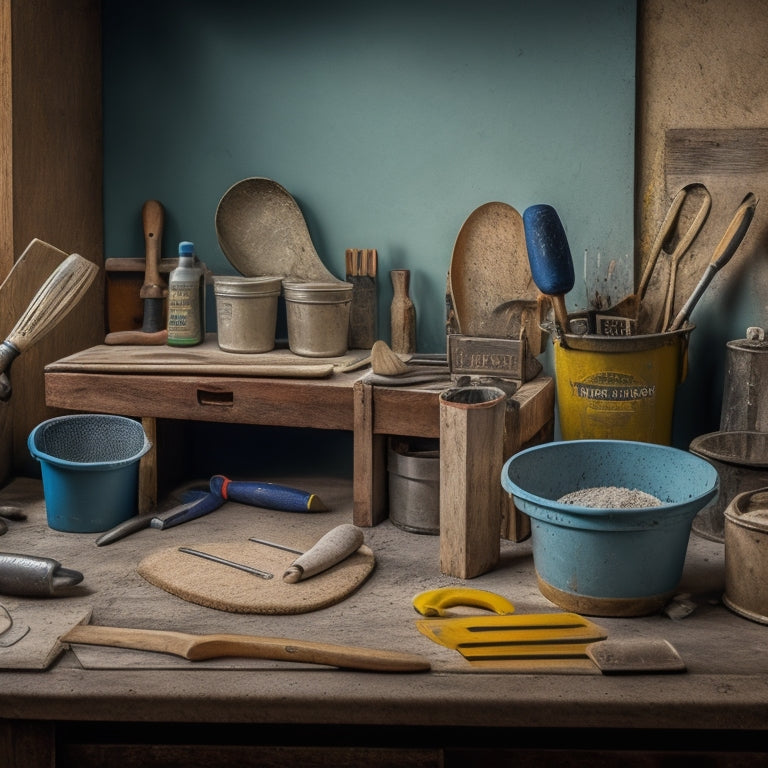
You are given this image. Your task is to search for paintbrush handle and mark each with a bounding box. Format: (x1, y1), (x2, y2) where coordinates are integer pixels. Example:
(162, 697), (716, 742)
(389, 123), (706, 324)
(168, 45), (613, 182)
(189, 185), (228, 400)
(61, 625), (430, 672)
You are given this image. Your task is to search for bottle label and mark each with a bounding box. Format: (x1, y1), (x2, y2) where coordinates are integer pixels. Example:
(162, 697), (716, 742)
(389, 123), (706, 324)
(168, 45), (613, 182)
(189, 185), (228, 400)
(168, 280), (202, 342)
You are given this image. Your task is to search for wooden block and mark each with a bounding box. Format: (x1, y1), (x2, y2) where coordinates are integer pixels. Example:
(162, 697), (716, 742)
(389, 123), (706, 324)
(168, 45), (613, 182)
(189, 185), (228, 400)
(447, 334), (526, 380)
(105, 272), (144, 332)
(439, 386), (506, 579)
(104, 258), (178, 333)
(346, 249), (378, 349)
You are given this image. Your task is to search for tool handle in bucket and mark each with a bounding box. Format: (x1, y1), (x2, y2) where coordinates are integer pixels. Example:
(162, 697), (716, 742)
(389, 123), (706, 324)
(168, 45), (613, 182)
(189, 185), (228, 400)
(668, 192), (758, 332)
(523, 204), (574, 334)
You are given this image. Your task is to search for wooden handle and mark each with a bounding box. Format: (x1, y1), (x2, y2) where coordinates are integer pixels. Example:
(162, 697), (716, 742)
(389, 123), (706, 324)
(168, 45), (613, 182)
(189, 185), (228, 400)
(668, 192), (757, 332)
(61, 624), (430, 673)
(549, 294), (570, 335)
(283, 524), (364, 583)
(140, 200), (166, 299)
(104, 329), (169, 345)
(637, 185), (688, 302)
(659, 187), (711, 332)
(390, 270), (416, 354)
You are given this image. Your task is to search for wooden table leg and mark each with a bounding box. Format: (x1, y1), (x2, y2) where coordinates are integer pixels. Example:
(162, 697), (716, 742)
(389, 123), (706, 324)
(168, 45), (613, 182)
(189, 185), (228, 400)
(138, 416), (158, 514)
(353, 380), (388, 527)
(500, 376), (555, 540)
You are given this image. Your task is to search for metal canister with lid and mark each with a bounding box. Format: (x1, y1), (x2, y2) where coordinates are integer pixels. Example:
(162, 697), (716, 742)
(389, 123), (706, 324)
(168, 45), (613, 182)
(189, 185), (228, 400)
(720, 327), (768, 433)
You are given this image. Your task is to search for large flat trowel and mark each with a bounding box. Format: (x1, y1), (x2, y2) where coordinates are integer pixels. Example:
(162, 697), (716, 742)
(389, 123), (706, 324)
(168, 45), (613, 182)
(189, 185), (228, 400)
(416, 613), (685, 674)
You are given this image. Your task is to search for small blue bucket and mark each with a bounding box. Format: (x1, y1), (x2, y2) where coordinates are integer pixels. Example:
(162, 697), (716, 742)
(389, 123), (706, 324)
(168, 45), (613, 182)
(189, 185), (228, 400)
(501, 440), (719, 617)
(28, 414), (152, 533)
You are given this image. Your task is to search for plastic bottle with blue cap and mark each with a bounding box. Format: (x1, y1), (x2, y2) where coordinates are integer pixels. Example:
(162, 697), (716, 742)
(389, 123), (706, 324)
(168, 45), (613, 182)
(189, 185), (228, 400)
(167, 240), (205, 346)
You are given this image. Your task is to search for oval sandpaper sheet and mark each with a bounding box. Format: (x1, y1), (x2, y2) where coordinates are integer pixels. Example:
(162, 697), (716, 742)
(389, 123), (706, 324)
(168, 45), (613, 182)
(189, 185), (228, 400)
(137, 542), (374, 614)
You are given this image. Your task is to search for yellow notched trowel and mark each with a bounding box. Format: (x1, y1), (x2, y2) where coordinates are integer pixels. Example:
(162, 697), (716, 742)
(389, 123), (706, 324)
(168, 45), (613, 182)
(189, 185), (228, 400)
(412, 589), (685, 675)
(416, 612), (608, 673)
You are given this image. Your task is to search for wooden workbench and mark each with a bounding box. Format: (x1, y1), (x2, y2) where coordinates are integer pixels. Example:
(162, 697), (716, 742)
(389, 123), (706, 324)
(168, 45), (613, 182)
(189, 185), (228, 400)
(1, 475), (768, 766)
(42, 340), (555, 535)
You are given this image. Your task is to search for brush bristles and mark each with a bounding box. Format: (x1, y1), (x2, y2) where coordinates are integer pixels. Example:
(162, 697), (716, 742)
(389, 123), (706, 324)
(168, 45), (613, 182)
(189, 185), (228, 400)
(6, 254), (99, 352)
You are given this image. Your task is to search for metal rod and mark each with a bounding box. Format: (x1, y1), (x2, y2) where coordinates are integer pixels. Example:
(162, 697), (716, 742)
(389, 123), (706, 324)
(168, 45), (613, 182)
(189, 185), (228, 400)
(248, 537), (303, 555)
(178, 547), (273, 579)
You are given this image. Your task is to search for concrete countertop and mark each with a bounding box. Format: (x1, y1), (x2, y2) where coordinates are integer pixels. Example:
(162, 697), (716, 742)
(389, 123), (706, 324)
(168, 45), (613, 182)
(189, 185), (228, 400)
(1, 474), (767, 734)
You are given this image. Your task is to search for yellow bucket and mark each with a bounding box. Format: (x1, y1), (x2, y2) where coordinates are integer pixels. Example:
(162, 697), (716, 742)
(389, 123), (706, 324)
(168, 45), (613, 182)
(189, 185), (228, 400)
(553, 327), (692, 445)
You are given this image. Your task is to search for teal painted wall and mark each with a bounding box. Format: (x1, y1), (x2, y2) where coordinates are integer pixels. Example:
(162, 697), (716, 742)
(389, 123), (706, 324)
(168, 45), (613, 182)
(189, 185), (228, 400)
(103, 0), (637, 355)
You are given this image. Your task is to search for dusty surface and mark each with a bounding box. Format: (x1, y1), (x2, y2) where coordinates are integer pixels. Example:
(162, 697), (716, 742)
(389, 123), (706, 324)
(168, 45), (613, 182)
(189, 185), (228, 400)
(1, 474), (768, 734)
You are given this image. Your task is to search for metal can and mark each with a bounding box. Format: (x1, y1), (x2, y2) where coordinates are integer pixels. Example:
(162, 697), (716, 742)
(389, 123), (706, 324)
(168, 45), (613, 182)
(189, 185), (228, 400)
(283, 281), (353, 357)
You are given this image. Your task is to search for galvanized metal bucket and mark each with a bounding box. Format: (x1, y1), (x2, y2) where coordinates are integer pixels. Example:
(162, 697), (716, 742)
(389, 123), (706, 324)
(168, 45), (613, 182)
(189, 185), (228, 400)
(720, 327), (768, 433)
(387, 438), (440, 535)
(689, 430), (768, 542)
(283, 281), (353, 357)
(724, 487), (768, 624)
(214, 275), (282, 353)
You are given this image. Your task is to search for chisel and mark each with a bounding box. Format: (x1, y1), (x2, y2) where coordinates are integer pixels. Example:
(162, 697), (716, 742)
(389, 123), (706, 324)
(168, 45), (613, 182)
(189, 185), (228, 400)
(96, 477), (328, 546)
(95, 492), (224, 546)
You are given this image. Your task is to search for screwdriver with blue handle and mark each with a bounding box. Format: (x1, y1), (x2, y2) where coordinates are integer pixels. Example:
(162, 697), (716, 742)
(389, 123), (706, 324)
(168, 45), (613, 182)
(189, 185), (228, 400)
(95, 476), (326, 546)
(209, 475), (327, 512)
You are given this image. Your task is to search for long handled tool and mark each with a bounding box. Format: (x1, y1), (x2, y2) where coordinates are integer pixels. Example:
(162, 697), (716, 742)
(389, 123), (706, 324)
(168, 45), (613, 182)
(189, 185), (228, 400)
(61, 623), (430, 672)
(604, 183), (706, 325)
(105, 199), (169, 345)
(523, 204), (575, 336)
(0, 253), (98, 401)
(668, 192), (758, 331)
(658, 186), (712, 332)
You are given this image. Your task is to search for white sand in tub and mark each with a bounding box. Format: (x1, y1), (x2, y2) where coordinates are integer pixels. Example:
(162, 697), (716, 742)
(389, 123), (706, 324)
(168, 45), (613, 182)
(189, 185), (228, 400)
(557, 487), (662, 509)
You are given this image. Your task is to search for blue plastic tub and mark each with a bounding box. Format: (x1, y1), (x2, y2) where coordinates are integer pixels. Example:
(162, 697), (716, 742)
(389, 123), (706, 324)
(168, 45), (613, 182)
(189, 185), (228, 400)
(28, 414), (151, 533)
(501, 439), (719, 617)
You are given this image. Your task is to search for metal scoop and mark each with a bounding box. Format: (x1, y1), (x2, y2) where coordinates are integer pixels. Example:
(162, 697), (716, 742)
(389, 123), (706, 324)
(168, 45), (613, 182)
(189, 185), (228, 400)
(215, 177), (342, 282)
